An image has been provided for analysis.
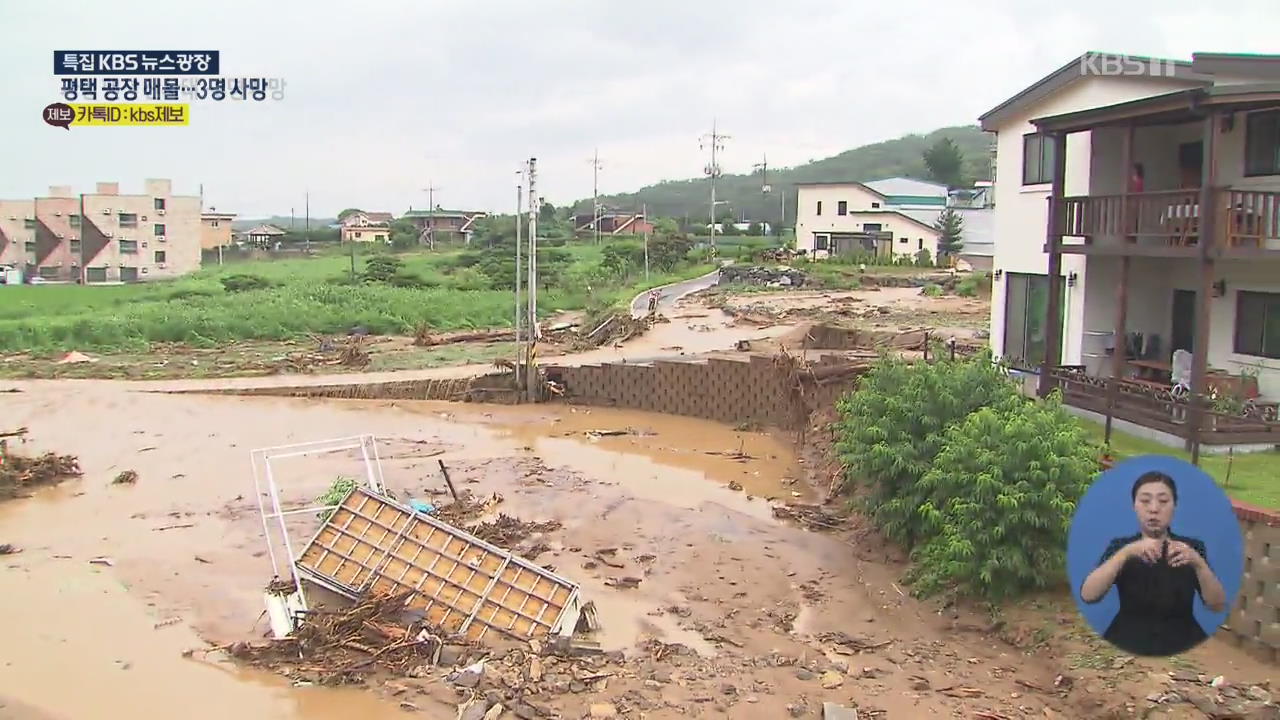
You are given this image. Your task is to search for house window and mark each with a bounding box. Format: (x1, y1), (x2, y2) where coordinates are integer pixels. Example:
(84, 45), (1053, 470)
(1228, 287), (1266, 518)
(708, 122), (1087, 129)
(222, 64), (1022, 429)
(154, 250), (167, 263)
(210, 220), (219, 228)
(837, 201), (848, 216)
(70, 240), (81, 254)
(154, 198), (166, 211)
(85, 267), (106, 283)
(1234, 290), (1280, 358)
(23, 219), (35, 229)
(814, 234), (830, 251)
(153, 223), (165, 236)
(69, 214), (81, 227)
(1244, 110), (1280, 177)
(816, 201), (823, 216)
(1022, 133), (1057, 185)
(1003, 272), (1065, 370)
(121, 266), (139, 282)
(899, 237), (908, 243)
(918, 238), (924, 250)
(118, 213), (138, 228)
(119, 240), (138, 254)
(871, 202), (881, 209)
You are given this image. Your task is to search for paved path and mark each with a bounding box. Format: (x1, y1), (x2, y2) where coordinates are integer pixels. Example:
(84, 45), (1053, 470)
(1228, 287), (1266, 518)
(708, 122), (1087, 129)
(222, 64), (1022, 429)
(629, 267), (722, 318)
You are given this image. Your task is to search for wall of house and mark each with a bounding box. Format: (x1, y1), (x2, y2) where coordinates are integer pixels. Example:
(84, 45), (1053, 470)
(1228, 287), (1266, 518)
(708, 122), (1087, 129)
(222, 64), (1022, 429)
(34, 196), (77, 280)
(1081, 257), (1280, 397)
(0, 199), (35, 268)
(342, 226), (389, 243)
(796, 185), (890, 254)
(81, 188), (201, 282)
(989, 73), (1207, 366)
(200, 218), (233, 249)
(798, 202), (941, 260)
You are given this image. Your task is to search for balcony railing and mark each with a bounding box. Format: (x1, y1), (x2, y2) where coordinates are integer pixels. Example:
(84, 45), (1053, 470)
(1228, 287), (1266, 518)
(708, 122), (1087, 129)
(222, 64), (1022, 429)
(1058, 188), (1280, 253)
(1046, 366), (1280, 444)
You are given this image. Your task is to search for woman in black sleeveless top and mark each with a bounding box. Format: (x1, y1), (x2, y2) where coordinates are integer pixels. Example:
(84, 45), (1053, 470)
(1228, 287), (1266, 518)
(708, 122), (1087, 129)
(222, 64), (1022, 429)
(1079, 472), (1227, 656)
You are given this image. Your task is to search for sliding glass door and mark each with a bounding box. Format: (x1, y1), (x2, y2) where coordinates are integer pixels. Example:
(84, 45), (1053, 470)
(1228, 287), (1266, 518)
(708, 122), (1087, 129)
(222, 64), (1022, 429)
(1003, 272), (1064, 370)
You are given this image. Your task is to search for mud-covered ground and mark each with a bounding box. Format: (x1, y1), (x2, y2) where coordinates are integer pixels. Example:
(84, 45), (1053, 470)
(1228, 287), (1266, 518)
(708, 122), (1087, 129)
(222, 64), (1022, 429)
(1, 283), (1275, 720)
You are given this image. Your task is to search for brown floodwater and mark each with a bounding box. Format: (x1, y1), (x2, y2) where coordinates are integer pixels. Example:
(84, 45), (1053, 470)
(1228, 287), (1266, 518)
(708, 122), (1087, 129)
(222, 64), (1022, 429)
(0, 385), (807, 719)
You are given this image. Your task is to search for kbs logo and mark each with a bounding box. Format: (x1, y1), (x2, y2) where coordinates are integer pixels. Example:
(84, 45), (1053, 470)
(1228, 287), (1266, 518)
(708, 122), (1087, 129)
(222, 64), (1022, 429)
(1079, 54), (1178, 78)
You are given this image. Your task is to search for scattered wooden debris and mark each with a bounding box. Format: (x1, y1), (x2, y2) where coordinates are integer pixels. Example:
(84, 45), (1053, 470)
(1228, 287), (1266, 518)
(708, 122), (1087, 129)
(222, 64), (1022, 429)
(771, 504), (846, 531)
(112, 470), (139, 485)
(0, 446), (82, 500)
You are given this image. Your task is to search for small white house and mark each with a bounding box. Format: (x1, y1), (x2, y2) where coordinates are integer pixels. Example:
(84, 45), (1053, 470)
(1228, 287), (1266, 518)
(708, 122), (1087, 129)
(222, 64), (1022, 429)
(795, 180), (944, 260)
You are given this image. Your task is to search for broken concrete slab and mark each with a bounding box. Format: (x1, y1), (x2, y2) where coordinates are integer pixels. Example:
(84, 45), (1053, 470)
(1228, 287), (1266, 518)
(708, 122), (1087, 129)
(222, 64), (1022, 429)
(822, 703), (859, 720)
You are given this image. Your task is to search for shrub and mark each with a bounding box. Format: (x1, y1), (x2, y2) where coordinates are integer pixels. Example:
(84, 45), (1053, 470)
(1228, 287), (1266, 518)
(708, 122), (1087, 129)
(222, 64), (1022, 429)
(220, 274), (272, 293)
(914, 249), (933, 267)
(907, 392), (1097, 600)
(921, 283), (943, 297)
(834, 352), (1019, 547)
(448, 267), (489, 291)
(956, 276), (980, 297)
(362, 255), (404, 283)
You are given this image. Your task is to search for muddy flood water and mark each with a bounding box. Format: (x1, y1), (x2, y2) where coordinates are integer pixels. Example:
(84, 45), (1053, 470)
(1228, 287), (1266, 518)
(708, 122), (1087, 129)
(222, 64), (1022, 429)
(3, 383), (1276, 720)
(0, 385), (818, 719)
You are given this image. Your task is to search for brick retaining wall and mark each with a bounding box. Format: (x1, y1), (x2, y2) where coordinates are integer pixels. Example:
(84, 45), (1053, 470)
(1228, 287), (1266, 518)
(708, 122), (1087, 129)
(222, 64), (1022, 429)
(1226, 501), (1280, 663)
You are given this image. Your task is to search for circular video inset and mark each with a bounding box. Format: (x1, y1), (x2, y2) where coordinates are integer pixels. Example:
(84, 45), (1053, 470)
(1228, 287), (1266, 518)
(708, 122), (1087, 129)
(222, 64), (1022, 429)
(1066, 455), (1243, 657)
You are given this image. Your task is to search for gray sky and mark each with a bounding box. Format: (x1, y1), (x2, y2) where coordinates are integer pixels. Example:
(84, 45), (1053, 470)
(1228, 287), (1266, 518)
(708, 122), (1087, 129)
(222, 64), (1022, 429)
(2, 0), (1277, 217)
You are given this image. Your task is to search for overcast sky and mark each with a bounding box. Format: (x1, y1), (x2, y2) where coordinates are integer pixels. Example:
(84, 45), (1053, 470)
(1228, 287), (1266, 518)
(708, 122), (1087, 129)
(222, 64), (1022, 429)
(2, 1), (1277, 217)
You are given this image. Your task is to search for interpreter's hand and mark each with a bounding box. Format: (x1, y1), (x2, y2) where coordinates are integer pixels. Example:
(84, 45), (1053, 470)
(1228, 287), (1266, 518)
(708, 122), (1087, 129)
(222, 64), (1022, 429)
(1167, 540), (1204, 569)
(1125, 536), (1164, 564)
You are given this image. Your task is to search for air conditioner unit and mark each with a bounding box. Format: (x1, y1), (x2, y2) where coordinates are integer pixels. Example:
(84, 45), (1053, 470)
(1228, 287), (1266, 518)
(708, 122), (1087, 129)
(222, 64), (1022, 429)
(157, 263), (167, 269)
(55, 211), (63, 217)
(104, 231), (113, 238)
(157, 236), (167, 243)
(158, 210), (166, 216)
(55, 232), (63, 239)
(141, 216), (148, 221)
(102, 209), (112, 215)
(142, 241), (148, 248)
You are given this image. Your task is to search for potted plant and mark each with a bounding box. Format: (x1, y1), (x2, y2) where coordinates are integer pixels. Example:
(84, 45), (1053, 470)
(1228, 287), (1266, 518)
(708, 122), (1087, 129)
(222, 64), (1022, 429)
(1100, 444), (1116, 470)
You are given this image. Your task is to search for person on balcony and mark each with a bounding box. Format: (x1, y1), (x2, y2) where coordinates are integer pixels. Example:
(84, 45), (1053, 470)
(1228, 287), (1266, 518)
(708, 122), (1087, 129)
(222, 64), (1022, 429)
(1129, 163), (1146, 194)
(1079, 471), (1227, 656)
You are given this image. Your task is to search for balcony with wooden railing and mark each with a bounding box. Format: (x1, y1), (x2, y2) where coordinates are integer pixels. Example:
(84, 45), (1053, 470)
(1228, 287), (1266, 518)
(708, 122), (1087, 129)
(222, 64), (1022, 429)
(1045, 366), (1280, 445)
(1055, 187), (1280, 257)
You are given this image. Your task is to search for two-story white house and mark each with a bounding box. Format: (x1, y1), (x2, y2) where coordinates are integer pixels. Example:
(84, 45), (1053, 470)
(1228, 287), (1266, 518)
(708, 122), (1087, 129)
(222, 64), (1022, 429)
(981, 51), (1280, 454)
(795, 177), (992, 264)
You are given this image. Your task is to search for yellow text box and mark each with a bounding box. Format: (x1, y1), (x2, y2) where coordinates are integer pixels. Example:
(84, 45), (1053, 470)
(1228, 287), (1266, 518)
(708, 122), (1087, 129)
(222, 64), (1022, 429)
(68, 104), (189, 126)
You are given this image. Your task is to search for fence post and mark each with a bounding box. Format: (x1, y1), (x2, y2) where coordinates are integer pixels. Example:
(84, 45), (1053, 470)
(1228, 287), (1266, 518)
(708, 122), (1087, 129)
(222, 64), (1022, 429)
(922, 332), (929, 362)
(949, 338), (956, 361)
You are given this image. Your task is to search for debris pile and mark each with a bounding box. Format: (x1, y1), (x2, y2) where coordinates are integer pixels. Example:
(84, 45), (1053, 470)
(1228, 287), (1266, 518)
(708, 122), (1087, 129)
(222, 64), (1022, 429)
(433, 491), (563, 556)
(0, 443), (82, 500)
(772, 504), (847, 532)
(276, 335), (372, 373)
(719, 265), (808, 288)
(231, 591), (460, 686)
(546, 313), (661, 350)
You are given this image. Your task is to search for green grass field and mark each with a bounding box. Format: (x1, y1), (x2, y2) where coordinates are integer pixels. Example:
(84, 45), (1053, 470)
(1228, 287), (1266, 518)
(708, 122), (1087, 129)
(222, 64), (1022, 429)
(1078, 419), (1280, 510)
(0, 246), (709, 353)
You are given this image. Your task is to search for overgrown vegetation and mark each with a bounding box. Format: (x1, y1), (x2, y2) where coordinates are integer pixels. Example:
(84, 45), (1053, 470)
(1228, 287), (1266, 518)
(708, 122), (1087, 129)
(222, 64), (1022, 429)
(315, 476), (357, 521)
(836, 353), (1097, 601)
(0, 242), (710, 353)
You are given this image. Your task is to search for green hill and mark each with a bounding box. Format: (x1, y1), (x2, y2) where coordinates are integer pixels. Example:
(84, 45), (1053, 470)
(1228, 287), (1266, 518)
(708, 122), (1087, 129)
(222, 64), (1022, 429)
(576, 125), (992, 226)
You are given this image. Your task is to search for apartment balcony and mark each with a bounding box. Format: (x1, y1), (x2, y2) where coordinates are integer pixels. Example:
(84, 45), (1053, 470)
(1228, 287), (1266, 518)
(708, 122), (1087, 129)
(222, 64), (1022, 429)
(1046, 366), (1280, 446)
(1055, 188), (1280, 258)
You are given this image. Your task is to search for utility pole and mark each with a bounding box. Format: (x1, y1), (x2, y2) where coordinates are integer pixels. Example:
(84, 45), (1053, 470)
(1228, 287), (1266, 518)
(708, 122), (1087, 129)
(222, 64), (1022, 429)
(422, 182), (441, 250)
(588, 149), (603, 245)
(754, 154), (771, 234)
(514, 170), (524, 391)
(643, 201), (650, 282)
(525, 158), (539, 402)
(700, 120), (730, 256)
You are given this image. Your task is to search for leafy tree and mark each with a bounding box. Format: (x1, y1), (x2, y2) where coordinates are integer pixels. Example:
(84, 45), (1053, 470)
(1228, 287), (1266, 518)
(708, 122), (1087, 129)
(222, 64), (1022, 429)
(601, 241), (644, 278)
(653, 217), (680, 236)
(747, 221), (763, 236)
(337, 208), (364, 222)
(835, 351), (1020, 548)
(935, 208), (964, 258)
(923, 137), (966, 190)
(361, 255), (404, 283)
(390, 219), (421, 249)
(539, 201), (557, 224)
(646, 236), (693, 272)
(908, 393), (1097, 600)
